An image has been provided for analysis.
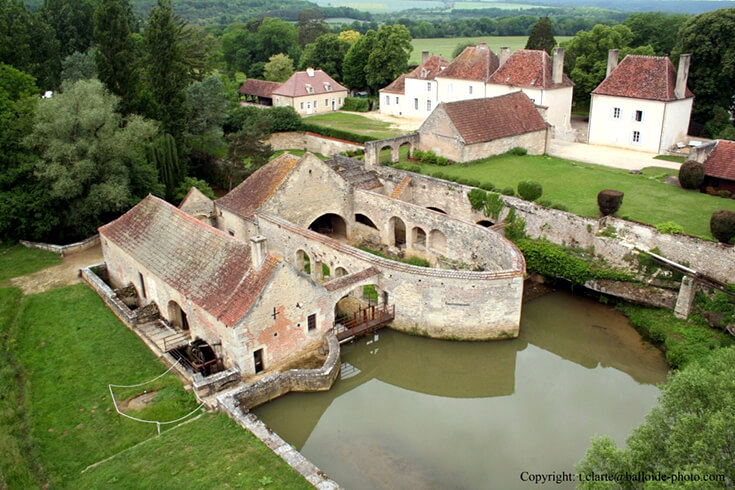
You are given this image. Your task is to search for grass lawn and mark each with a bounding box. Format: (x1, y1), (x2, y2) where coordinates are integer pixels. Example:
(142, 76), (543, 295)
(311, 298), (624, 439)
(396, 154), (735, 239)
(410, 36), (572, 64)
(0, 284), (309, 488)
(303, 112), (406, 139)
(0, 243), (61, 283)
(654, 154), (686, 163)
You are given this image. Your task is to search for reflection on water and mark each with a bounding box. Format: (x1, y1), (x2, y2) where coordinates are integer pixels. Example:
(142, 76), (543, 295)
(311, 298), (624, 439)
(254, 291), (668, 489)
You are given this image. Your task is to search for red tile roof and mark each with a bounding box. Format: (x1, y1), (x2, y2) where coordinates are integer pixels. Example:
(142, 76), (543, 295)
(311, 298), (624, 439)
(272, 69), (347, 97)
(407, 55), (449, 80)
(237, 79), (282, 98)
(380, 73), (406, 94)
(704, 140), (735, 182)
(99, 195), (278, 328)
(438, 43), (499, 81)
(216, 153), (301, 218)
(592, 55), (694, 101)
(439, 91), (548, 144)
(487, 49), (573, 89)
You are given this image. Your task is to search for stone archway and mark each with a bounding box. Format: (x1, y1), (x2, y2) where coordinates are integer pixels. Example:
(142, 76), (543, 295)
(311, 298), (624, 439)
(167, 300), (189, 331)
(412, 227), (427, 249)
(389, 216), (407, 247)
(296, 249), (312, 275)
(308, 213), (347, 240)
(429, 229), (447, 254)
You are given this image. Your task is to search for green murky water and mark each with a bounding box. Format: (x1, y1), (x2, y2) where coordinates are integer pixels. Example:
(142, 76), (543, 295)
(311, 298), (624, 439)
(254, 291), (668, 489)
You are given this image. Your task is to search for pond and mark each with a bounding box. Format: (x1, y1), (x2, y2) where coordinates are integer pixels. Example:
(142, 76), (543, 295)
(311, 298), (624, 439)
(254, 291), (668, 489)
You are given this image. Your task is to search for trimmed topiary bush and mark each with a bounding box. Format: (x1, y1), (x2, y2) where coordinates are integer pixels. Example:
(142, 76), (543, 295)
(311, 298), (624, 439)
(678, 160), (705, 189)
(480, 182), (495, 191)
(517, 180), (543, 201)
(501, 187), (515, 196)
(710, 210), (735, 243)
(597, 189), (624, 216)
(457, 177), (471, 186)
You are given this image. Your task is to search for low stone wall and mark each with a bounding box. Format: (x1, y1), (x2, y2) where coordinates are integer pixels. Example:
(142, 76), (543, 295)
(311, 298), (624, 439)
(267, 131), (363, 157)
(81, 263), (138, 326)
(21, 234), (100, 256)
(228, 330), (340, 410)
(585, 279), (678, 309)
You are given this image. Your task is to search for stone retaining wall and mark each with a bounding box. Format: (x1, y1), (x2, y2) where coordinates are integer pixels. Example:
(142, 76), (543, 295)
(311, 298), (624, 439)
(267, 131), (363, 156)
(22, 234), (100, 256)
(81, 263), (138, 326)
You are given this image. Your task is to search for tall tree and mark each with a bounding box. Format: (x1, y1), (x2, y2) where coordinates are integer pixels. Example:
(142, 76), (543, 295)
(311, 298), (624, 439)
(525, 17), (556, 54)
(186, 75), (229, 157)
(24, 79), (161, 241)
(674, 8), (735, 123)
(257, 17), (299, 62)
(263, 53), (294, 83)
(297, 9), (329, 47)
(221, 24), (259, 77)
(342, 30), (376, 91)
(60, 48), (97, 84)
(94, 0), (139, 114)
(624, 12), (688, 57)
(299, 34), (350, 82)
(42, 0), (96, 58)
(225, 112), (272, 191)
(365, 24), (413, 93)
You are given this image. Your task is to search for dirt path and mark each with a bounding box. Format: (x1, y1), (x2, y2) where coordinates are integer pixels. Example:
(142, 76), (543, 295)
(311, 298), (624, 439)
(547, 139), (680, 171)
(10, 245), (103, 295)
(352, 111), (423, 132)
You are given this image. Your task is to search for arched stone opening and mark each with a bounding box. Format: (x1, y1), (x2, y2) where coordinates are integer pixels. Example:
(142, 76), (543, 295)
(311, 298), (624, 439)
(429, 229), (447, 254)
(355, 213), (378, 229)
(334, 283), (386, 324)
(389, 216), (407, 247)
(296, 249), (312, 275)
(427, 206), (447, 214)
(412, 227), (427, 249)
(308, 213), (347, 240)
(335, 266), (349, 277)
(378, 145), (393, 165)
(399, 140), (412, 160)
(477, 219), (494, 227)
(167, 300), (189, 331)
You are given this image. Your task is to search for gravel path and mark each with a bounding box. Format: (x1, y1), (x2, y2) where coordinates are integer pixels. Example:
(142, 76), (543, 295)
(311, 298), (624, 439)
(11, 245), (104, 295)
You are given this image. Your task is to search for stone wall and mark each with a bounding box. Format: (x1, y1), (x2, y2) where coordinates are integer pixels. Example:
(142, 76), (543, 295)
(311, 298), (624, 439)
(267, 131), (363, 157)
(81, 263), (138, 326)
(21, 234), (100, 256)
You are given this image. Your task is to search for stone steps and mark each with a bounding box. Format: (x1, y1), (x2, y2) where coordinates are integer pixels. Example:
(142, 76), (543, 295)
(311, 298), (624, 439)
(391, 176), (411, 199)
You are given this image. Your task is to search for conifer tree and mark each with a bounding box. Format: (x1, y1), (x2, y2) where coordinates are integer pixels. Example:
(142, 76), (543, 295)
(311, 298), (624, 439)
(525, 17), (556, 54)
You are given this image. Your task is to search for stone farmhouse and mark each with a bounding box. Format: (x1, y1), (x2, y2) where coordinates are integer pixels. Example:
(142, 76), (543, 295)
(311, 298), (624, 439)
(380, 42), (573, 130)
(690, 139), (735, 193)
(99, 152), (525, 377)
(238, 68), (348, 115)
(587, 50), (693, 153)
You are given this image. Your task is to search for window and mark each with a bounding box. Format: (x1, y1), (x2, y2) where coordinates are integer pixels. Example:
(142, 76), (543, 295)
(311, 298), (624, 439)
(468, 85), (473, 95)
(632, 131), (641, 143)
(305, 84), (314, 94)
(300, 102), (304, 109)
(634, 110), (643, 122)
(426, 99), (432, 112)
(421, 68), (427, 78)
(613, 107), (621, 119)
(449, 82), (454, 94)
(414, 98), (419, 110)
(395, 96), (399, 104)
(307, 314), (317, 331)
(314, 100), (317, 108)
(338, 97), (342, 104)
(324, 82), (332, 92)
(385, 95), (390, 105)
(325, 98), (328, 106)
(227, 229), (234, 236)
(427, 81), (431, 91)
(253, 349), (264, 373)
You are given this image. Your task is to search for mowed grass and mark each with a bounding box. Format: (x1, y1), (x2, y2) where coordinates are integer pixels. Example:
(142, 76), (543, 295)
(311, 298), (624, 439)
(0, 284), (310, 488)
(403, 154), (735, 238)
(304, 111), (406, 139)
(410, 36), (572, 64)
(0, 243), (61, 283)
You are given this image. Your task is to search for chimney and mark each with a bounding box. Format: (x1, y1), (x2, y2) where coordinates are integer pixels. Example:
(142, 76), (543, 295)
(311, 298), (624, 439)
(499, 47), (510, 67)
(422, 50), (429, 64)
(675, 54), (691, 100)
(250, 236), (267, 269)
(552, 47), (564, 84)
(306, 67), (315, 77)
(606, 49), (619, 78)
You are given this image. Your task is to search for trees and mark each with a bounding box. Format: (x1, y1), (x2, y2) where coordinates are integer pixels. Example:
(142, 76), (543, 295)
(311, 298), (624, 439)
(525, 17), (556, 54)
(60, 49), (97, 84)
(452, 41), (475, 59)
(623, 12), (688, 57)
(675, 8), (735, 122)
(337, 30), (360, 45)
(297, 9), (329, 47)
(577, 347), (735, 488)
(263, 53), (294, 83)
(42, 0), (96, 59)
(225, 111), (273, 191)
(365, 24), (413, 93)
(24, 79), (161, 241)
(342, 30), (376, 91)
(257, 18), (299, 62)
(299, 34), (350, 82)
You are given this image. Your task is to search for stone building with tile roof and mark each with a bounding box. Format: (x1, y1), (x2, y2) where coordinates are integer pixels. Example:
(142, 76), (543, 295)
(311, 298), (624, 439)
(237, 79), (282, 106)
(272, 67), (348, 116)
(380, 52), (450, 119)
(690, 139), (735, 193)
(588, 51), (694, 153)
(416, 91), (551, 162)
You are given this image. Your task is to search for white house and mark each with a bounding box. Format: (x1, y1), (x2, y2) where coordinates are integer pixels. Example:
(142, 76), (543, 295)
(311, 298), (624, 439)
(379, 53), (449, 118)
(435, 41), (498, 104)
(587, 51), (693, 153)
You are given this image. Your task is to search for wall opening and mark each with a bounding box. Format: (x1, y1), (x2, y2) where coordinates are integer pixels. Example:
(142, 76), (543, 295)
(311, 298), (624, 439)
(253, 348), (264, 373)
(378, 145), (393, 165)
(335, 266), (348, 277)
(412, 227), (427, 249)
(427, 206), (447, 214)
(399, 141), (412, 160)
(429, 229), (447, 254)
(309, 213), (347, 240)
(167, 300), (189, 331)
(355, 213), (378, 229)
(477, 219), (494, 227)
(390, 216), (407, 247)
(308, 313), (317, 331)
(296, 249), (311, 275)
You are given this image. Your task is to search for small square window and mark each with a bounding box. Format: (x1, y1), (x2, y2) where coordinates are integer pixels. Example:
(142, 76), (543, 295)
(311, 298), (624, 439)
(300, 102), (304, 109)
(632, 130), (641, 143)
(468, 85), (473, 95)
(395, 96), (399, 104)
(613, 107), (621, 118)
(307, 314), (317, 331)
(634, 110), (643, 122)
(427, 81), (431, 91)
(385, 95), (390, 105)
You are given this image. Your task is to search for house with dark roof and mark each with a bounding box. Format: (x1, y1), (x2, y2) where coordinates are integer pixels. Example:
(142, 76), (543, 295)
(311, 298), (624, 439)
(272, 67), (348, 116)
(485, 48), (573, 129)
(435, 41), (499, 104)
(588, 51), (694, 153)
(237, 79), (282, 106)
(99, 194), (333, 376)
(379, 52), (449, 118)
(417, 91), (550, 162)
(690, 139), (735, 193)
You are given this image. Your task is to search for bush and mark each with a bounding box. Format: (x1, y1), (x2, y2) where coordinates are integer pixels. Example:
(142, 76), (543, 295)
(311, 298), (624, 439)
(480, 182), (495, 191)
(457, 177), (471, 186)
(507, 147), (528, 156)
(551, 203), (569, 212)
(501, 187), (515, 196)
(436, 156), (448, 166)
(678, 160), (706, 189)
(412, 149), (424, 160)
(538, 199), (552, 207)
(468, 188), (487, 210)
(504, 208), (526, 241)
(408, 165), (421, 173)
(299, 122), (376, 143)
(432, 171), (446, 180)
(422, 150), (438, 165)
(173, 177), (216, 202)
(517, 180), (543, 201)
(265, 106), (301, 132)
(710, 209), (735, 243)
(466, 179), (481, 187)
(597, 189), (624, 216)
(484, 192), (505, 220)
(655, 221), (684, 235)
(706, 186), (718, 196)
(717, 190), (732, 199)
(341, 97), (370, 112)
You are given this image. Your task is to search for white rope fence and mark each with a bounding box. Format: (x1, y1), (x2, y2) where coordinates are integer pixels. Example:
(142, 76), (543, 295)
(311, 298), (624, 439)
(108, 359), (205, 435)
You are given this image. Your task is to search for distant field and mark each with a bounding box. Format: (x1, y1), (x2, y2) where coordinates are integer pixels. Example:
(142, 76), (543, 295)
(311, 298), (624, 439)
(411, 36), (573, 63)
(312, 0), (534, 13)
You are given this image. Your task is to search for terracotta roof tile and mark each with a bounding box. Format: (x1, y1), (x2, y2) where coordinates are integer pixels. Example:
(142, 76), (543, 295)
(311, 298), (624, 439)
(487, 49), (573, 89)
(438, 43), (499, 81)
(438, 91), (548, 144)
(216, 153), (301, 218)
(406, 55), (449, 80)
(380, 74), (406, 94)
(704, 140), (735, 181)
(99, 195), (278, 328)
(272, 69), (347, 97)
(237, 79), (282, 98)
(592, 55), (694, 101)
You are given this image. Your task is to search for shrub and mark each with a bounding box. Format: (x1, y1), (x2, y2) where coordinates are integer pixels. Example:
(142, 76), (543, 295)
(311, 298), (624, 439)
(468, 188), (487, 210)
(457, 177), (471, 186)
(655, 221), (684, 235)
(480, 182), (495, 191)
(597, 189), (624, 216)
(466, 179), (481, 187)
(501, 187), (515, 196)
(432, 171), (446, 180)
(266, 106), (301, 132)
(436, 156), (448, 166)
(551, 203), (569, 212)
(504, 208), (526, 241)
(710, 210), (735, 243)
(718, 190), (732, 199)
(408, 165), (421, 173)
(341, 97), (370, 112)
(484, 192), (505, 220)
(412, 149), (424, 160)
(422, 150), (438, 165)
(299, 122), (376, 143)
(403, 256), (430, 267)
(517, 180), (543, 201)
(538, 199), (552, 207)
(706, 186), (718, 196)
(507, 147), (528, 156)
(678, 160), (705, 189)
